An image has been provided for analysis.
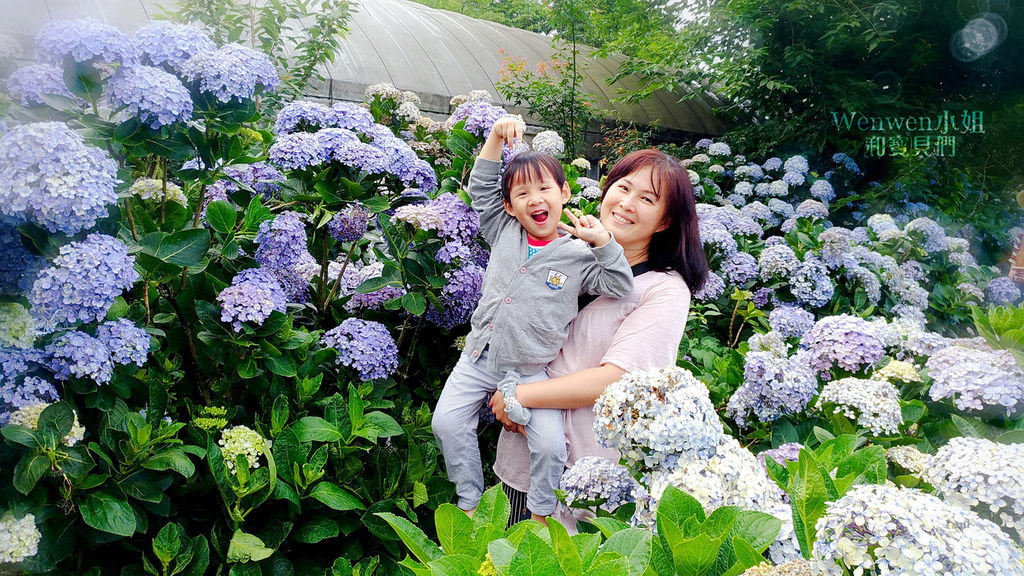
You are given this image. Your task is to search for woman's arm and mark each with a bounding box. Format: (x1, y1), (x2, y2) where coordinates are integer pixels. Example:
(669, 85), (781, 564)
(517, 364), (626, 409)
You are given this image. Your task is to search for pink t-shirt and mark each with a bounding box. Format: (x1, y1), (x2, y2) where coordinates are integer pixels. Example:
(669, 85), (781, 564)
(493, 269), (691, 508)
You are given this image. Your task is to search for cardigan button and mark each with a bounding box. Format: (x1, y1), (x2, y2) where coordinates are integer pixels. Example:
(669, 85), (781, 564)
(504, 297), (512, 304)
(519, 266), (527, 274)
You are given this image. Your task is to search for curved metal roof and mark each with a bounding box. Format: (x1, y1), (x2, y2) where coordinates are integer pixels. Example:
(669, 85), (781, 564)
(2, 0), (725, 137)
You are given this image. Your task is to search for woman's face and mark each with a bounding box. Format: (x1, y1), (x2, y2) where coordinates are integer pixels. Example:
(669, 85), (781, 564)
(600, 164), (669, 252)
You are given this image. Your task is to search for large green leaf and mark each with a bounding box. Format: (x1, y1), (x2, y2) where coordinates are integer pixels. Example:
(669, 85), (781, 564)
(547, 519), (583, 576)
(80, 491), (137, 536)
(601, 528), (653, 576)
(789, 450), (830, 559)
(205, 201), (237, 234)
(309, 481), (365, 511)
(291, 417), (343, 443)
(152, 523), (183, 566)
(226, 530), (274, 562)
(375, 512), (443, 564)
(293, 518), (340, 544)
(143, 448), (196, 478)
(656, 486), (705, 537)
(508, 531), (566, 576)
(434, 504), (476, 557)
(669, 533), (723, 576)
(13, 453), (49, 495)
(362, 411), (405, 438)
(2, 424), (40, 449)
(140, 229), (211, 267)
(472, 485), (511, 544)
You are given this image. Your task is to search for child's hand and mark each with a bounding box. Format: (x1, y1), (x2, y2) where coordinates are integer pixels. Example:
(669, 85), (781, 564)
(488, 117), (525, 148)
(559, 209), (612, 246)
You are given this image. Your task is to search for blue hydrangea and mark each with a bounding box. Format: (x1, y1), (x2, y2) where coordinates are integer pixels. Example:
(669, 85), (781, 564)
(45, 331), (114, 383)
(334, 260), (406, 311)
(330, 102), (375, 131)
(810, 180), (835, 203)
(758, 244), (799, 280)
(6, 65), (81, 107)
(802, 314), (885, 374)
(449, 100), (508, 137)
(695, 138), (712, 149)
(762, 157), (783, 171)
(986, 277), (1021, 305)
(739, 201), (776, 227)
(0, 122), (119, 234)
(217, 267), (288, 331)
(721, 252), (758, 285)
(436, 241), (473, 264)
(560, 457), (643, 512)
(29, 234), (139, 330)
(132, 21), (215, 72)
(758, 442), (803, 469)
(701, 228), (738, 258)
(367, 131), (439, 192)
(274, 100), (333, 134)
(0, 375), (59, 425)
(0, 347), (42, 384)
(782, 171), (805, 187)
(790, 258), (835, 308)
(268, 132), (327, 171)
(728, 349), (818, 427)
(0, 222), (45, 295)
(694, 271), (725, 302)
(426, 262), (484, 330)
(767, 198), (794, 219)
(768, 305), (815, 339)
(96, 318), (151, 366)
(729, 217), (763, 238)
(213, 162), (285, 199)
(180, 43), (278, 102)
(753, 287), (774, 308)
(329, 203), (372, 242)
(320, 318), (399, 381)
(254, 212), (318, 302)
(108, 65), (193, 128)
(37, 18), (132, 65)
(783, 155), (809, 174)
(708, 142), (732, 156)
(843, 264), (882, 305)
(832, 152), (862, 175)
(329, 141), (387, 174)
(795, 199), (829, 220)
(394, 193), (479, 244)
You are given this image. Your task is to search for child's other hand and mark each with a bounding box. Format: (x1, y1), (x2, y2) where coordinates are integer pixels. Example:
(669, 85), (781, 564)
(558, 209), (612, 246)
(488, 117), (525, 148)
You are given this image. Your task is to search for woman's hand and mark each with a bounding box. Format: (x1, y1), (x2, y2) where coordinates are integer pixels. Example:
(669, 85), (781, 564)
(490, 390), (525, 435)
(559, 208), (612, 247)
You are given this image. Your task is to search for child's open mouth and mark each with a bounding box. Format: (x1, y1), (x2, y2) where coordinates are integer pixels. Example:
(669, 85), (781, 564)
(531, 209), (548, 224)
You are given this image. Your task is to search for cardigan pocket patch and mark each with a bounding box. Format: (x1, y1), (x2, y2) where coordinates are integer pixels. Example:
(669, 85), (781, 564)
(545, 268), (568, 290)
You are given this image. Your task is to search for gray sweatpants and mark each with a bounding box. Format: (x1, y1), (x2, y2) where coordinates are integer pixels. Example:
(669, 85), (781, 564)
(432, 350), (566, 515)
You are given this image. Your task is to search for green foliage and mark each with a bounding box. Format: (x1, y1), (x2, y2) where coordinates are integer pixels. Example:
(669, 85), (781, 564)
(407, 0), (554, 34)
(973, 304), (1024, 365)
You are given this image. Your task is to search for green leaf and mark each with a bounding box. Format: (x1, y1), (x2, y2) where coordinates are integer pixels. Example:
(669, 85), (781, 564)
(587, 551), (629, 576)
(291, 417), (343, 443)
(80, 491), (137, 536)
(508, 531), (566, 576)
(226, 530), (274, 563)
(472, 485), (511, 544)
(601, 527), (652, 576)
(789, 450), (829, 559)
(37, 402), (74, 446)
(996, 430), (1024, 444)
(331, 558), (353, 576)
(724, 537), (765, 576)
(656, 486), (705, 535)
(2, 424), (40, 448)
(374, 512), (443, 564)
(205, 201), (237, 234)
(13, 453), (50, 494)
(142, 448), (196, 478)
(729, 510), (781, 553)
(271, 396), (289, 437)
(152, 523), (182, 566)
(548, 518), (584, 575)
(148, 229), (211, 267)
(400, 292), (427, 315)
(356, 275), (401, 294)
(900, 400), (927, 424)
(434, 504), (475, 557)
(266, 353), (297, 377)
(951, 414), (989, 439)
(586, 517), (630, 538)
(413, 481), (429, 508)
(310, 482), (365, 511)
(243, 197), (272, 233)
(294, 518), (340, 544)
(488, 539), (517, 574)
(362, 411), (405, 438)
(669, 533), (722, 576)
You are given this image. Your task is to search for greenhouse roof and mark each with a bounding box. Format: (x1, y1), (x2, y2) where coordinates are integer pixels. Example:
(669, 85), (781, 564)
(3, 0), (726, 138)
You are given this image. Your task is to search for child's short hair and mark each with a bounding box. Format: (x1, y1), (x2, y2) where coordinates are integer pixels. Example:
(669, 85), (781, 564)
(500, 151), (566, 204)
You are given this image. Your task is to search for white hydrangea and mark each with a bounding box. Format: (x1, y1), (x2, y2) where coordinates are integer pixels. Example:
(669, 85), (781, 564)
(399, 90), (421, 106)
(9, 402), (86, 446)
(690, 153), (711, 163)
(219, 425), (271, 474)
(708, 142), (732, 156)
(925, 344), (1024, 415)
(768, 180), (789, 197)
(570, 157), (591, 172)
(467, 89), (492, 103)
(871, 360), (920, 383)
(0, 302), (37, 349)
(885, 445), (929, 475)
(394, 101), (420, 122)
(0, 512), (40, 564)
(815, 378), (903, 435)
(866, 213), (898, 235)
(130, 177), (188, 206)
(364, 82), (402, 101)
(531, 130), (565, 156)
(812, 484), (1024, 576)
(921, 437), (1024, 538)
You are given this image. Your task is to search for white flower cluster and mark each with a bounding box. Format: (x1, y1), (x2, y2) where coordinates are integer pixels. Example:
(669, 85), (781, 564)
(570, 157), (591, 172)
(129, 177), (188, 206)
(363, 82), (402, 101)
(0, 512), (40, 564)
(925, 343), (1024, 415)
(885, 445), (929, 475)
(815, 378), (903, 435)
(531, 130), (565, 156)
(812, 484), (1024, 576)
(8, 402), (86, 446)
(558, 456), (644, 512)
(219, 425), (271, 474)
(921, 437), (1024, 538)
(740, 560), (815, 576)
(593, 367), (723, 470)
(871, 360), (920, 383)
(394, 101), (420, 122)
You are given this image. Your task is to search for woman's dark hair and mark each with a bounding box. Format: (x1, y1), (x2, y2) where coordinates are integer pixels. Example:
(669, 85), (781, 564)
(500, 151), (566, 205)
(601, 149), (708, 293)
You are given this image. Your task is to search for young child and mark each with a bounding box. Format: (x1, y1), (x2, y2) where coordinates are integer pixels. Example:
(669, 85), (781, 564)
(431, 117), (633, 522)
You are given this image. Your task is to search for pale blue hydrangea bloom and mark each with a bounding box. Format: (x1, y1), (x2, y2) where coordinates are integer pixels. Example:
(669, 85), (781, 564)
(268, 131), (328, 171)
(329, 203), (372, 242)
(45, 331), (114, 383)
(695, 138), (712, 149)
(721, 252), (758, 285)
(531, 130), (564, 156)
(986, 277), (1021, 305)
(449, 100), (508, 137)
(767, 180), (789, 197)
(790, 257), (834, 308)
(843, 264), (882, 305)
(768, 305), (815, 339)
(330, 141), (388, 174)
(0, 122), (119, 234)
(7, 64), (81, 107)
(783, 155), (809, 174)
(132, 21), (215, 72)
(815, 377), (902, 435)
(758, 243), (799, 280)
(802, 314), (885, 374)
(926, 344), (1024, 415)
(320, 318), (399, 381)
(904, 217), (948, 252)
(795, 199), (829, 220)
(29, 234), (139, 330)
(426, 262), (484, 330)
(217, 267), (288, 331)
(694, 271), (725, 302)
(180, 43), (278, 102)
(782, 171), (805, 187)
(762, 157), (783, 171)
(559, 456), (644, 512)
(733, 181), (755, 197)
(108, 65), (193, 128)
(831, 152), (861, 175)
(728, 349), (817, 427)
(96, 318), (151, 366)
(254, 212), (318, 302)
(394, 192), (479, 244)
(274, 100), (334, 134)
(0, 376), (58, 426)
(708, 142), (731, 156)
(701, 228), (738, 259)
(330, 102), (375, 131)
(37, 18), (132, 65)
(739, 200), (777, 227)
(809, 180), (835, 203)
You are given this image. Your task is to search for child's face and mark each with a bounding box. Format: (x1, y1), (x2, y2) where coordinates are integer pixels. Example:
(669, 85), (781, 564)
(503, 168), (571, 242)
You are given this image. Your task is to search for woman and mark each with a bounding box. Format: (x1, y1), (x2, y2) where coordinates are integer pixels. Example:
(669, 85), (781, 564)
(490, 148), (708, 528)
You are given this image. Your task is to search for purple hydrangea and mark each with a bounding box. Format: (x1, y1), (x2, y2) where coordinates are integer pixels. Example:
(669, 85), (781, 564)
(132, 21), (215, 72)
(769, 305), (815, 339)
(45, 331), (114, 383)
(268, 132), (327, 171)
(782, 171), (805, 187)
(694, 271), (726, 302)
(449, 100), (508, 137)
(180, 43), (278, 102)
(795, 199), (829, 220)
(329, 141), (387, 174)
(108, 65), (193, 128)
(802, 314), (885, 374)
(986, 277), (1021, 305)
(436, 241), (472, 264)
(367, 131), (439, 192)
(215, 162), (286, 199)
(336, 260), (406, 311)
(426, 262), (484, 330)
(560, 456), (643, 512)
(721, 252), (758, 285)
(0, 122), (119, 235)
(0, 376), (59, 425)
(37, 18), (132, 65)
(274, 100), (333, 134)
(329, 203), (373, 242)
(728, 349), (818, 427)
(758, 244), (799, 280)
(758, 442), (803, 470)
(254, 212), (317, 302)
(0, 222), (45, 295)
(29, 234), (139, 330)
(95, 318), (151, 366)
(394, 193), (479, 244)
(320, 318), (399, 381)
(330, 102), (375, 131)
(695, 138), (712, 149)
(790, 258), (834, 308)
(752, 287), (774, 308)
(810, 180), (835, 203)
(702, 228), (738, 258)
(217, 267), (288, 331)
(7, 65), (81, 107)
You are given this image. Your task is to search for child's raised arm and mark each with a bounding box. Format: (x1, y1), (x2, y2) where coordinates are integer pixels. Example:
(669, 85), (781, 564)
(467, 117), (526, 244)
(479, 117), (524, 161)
